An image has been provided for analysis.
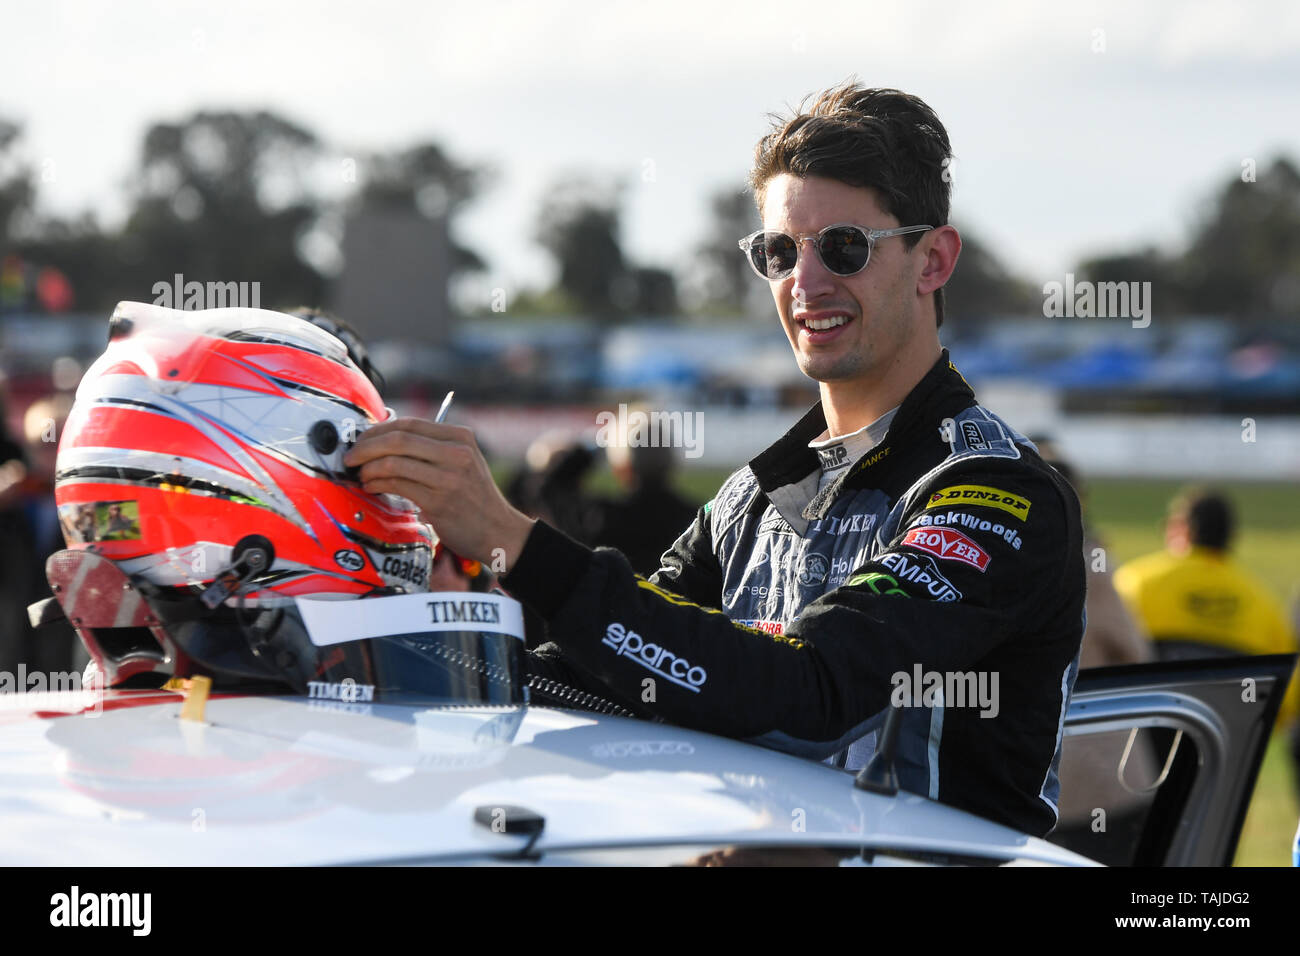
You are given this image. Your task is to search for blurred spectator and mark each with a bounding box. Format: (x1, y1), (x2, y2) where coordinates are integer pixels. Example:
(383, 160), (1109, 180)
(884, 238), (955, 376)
(7, 393), (84, 676)
(0, 390), (31, 674)
(1034, 438), (1151, 667)
(1035, 437), (1155, 864)
(590, 407), (699, 576)
(504, 430), (602, 544)
(1114, 488), (1299, 727)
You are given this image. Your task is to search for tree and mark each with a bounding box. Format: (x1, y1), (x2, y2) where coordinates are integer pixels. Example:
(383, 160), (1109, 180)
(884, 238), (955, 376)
(535, 174), (631, 319)
(354, 141), (489, 273)
(687, 185), (759, 315)
(942, 226), (1038, 320)
(1178, 156), (1300, 319)
(118, 110), (327, 306)
(0, 118), (35, 256)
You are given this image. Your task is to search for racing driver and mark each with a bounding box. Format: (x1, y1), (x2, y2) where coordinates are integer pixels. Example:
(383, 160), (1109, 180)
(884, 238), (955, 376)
(345, 83), (1087, 837)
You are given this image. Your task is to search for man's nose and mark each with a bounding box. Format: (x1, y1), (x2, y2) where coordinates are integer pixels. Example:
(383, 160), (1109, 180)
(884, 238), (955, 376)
(789, 237), (835, 301)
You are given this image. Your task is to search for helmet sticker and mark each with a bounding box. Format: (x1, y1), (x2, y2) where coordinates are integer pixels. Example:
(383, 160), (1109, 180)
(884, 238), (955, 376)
(58, 500), (141, 542)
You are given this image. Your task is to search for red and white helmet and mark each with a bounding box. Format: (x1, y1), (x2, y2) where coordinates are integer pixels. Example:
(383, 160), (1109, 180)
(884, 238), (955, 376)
(54, 301), (433, 605)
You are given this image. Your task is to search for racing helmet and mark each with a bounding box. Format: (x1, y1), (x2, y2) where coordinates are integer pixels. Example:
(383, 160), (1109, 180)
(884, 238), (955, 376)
(44, 302), (527, 702)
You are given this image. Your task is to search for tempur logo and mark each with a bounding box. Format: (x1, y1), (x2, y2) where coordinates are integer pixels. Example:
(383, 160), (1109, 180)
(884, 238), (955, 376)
(602, 622), (707, 692)
(50, 886), (151, 936)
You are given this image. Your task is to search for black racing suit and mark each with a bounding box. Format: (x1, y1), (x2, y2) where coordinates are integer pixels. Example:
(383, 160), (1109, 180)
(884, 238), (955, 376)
(511, 352), (1086, 837)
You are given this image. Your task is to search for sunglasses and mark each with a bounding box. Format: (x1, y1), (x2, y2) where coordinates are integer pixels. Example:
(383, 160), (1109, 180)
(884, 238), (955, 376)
(738, 223), (933, 281)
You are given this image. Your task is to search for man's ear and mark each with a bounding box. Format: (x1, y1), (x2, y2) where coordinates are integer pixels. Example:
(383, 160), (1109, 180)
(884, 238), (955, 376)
(917, 225), (961, 297)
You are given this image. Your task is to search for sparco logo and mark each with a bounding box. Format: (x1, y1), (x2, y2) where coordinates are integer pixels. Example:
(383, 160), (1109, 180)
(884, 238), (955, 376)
(602, 622), (707, 691)
(879, 551), (963, 602)
(334, 548), (365, 571)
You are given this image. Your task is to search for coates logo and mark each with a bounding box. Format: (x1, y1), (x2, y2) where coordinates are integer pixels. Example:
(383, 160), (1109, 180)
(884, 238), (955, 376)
(902, 527), (990, 571)
(602, 622), (707, 691)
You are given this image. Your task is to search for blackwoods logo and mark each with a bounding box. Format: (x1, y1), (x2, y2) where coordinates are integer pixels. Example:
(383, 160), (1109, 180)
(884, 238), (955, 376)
(595, 405), (704, 460)
(50, 886), (151, 936)
(602, 622), (707, 691)
(914, 511), (1023, 550)
(890, 665), (1000, 718)
(151, 273), (261, 309)
(1041, 272), (1152, 328)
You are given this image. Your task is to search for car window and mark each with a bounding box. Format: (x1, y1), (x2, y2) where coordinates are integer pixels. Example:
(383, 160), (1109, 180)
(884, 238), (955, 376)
(1048, 725), (1192, 866)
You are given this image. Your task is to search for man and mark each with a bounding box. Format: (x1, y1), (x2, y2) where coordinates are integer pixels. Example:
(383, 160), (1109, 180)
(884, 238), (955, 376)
(1114, 488), (1297, 722)
(346, 84), (1086, 836)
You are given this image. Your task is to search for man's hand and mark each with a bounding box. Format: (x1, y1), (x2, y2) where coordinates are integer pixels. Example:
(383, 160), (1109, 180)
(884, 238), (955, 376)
(343, 418), (535, 572)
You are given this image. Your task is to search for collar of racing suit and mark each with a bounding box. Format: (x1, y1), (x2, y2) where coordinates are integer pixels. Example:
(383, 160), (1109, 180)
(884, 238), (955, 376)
(747, 349), (979, 521)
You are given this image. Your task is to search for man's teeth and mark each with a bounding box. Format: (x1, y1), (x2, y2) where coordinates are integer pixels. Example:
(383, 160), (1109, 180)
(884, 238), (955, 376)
(803, 316), (850, 331)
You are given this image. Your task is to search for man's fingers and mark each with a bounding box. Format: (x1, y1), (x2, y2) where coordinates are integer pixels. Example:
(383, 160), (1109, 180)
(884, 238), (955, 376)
(356, 450), (452, 491)
(351, 417), (476, 453)
(346, 426), (475, 468)
(361, 475), (439, 511)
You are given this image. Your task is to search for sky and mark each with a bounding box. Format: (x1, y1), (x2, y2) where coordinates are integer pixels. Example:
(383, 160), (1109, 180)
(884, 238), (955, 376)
(4, 0), (1299, 308)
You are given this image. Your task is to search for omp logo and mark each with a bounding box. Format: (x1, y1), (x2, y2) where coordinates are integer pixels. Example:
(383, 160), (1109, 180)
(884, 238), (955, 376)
(913, 511), (1023, 551)
(602, 622), (707, 691)
(50, 886), (151, 936)
(902, 527), (990, 571)
(816, 444), (849, 470)
(925, 485), (1031, 521)
(878, 552), (963, 602)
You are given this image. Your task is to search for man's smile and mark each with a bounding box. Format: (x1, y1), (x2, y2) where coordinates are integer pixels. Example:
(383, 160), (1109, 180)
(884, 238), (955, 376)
(794, 310), (856, 342)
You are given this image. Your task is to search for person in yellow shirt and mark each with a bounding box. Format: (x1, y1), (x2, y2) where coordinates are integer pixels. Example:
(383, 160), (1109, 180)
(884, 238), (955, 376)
(1114, 488), (1298, 730)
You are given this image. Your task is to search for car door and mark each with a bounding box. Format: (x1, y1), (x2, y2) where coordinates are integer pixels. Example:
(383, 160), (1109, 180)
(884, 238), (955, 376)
(1046, 653), (1295, 866)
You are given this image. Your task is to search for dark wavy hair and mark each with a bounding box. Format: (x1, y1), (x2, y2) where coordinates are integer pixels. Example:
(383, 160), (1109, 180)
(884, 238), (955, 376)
(750, 83), (954, 325)
(1172, 488), (1235, 551)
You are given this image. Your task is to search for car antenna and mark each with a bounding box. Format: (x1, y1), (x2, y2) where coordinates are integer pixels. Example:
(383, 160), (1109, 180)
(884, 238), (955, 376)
(854, 703), (901, 795)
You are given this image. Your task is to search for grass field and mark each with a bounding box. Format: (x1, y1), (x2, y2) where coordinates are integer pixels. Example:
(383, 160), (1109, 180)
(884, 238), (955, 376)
(572, 466), (1300, 865)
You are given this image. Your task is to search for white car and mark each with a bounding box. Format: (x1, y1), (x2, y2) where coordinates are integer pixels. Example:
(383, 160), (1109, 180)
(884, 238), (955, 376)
(0, 637), (1290, 866)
